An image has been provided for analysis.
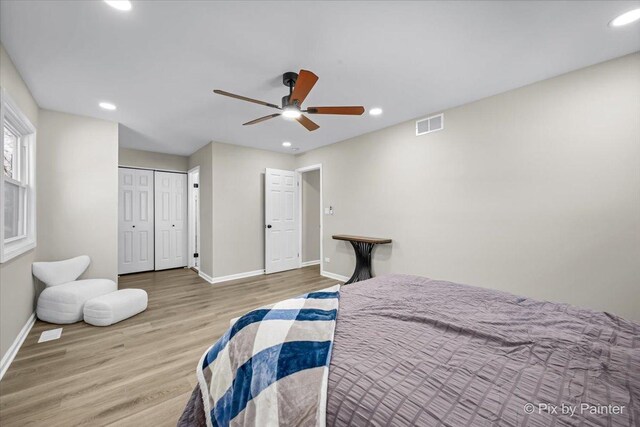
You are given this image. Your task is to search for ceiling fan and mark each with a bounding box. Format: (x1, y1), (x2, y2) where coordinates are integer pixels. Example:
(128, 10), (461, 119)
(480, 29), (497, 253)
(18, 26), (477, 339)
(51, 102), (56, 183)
(213, 70), (365, 131)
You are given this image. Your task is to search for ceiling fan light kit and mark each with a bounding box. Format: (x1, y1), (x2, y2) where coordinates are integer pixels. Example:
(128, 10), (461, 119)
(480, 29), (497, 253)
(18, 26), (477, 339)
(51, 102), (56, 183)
(213, 69), (365, 132)
(282, 108), (302, 119)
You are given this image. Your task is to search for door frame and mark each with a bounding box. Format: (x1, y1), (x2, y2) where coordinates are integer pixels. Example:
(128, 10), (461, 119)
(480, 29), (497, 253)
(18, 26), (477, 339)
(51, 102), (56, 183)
(188, 166), (200, 270)
(295, 164), (323, 276)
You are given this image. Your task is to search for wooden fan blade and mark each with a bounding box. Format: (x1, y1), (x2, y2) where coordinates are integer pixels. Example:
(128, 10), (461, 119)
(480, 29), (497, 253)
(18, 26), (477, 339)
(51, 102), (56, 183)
(306, 106), (365, 115)
(290, 70), (318, 106)
(243, 113), (281, 126)
(295, 114), (320, 131)
(213, 90), (280, 109)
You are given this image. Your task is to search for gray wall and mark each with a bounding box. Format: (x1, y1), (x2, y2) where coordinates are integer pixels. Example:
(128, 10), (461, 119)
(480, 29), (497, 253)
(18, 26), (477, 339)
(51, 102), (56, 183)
(0, 44), (39, 360)
(189, 141), (296, 279)
(1, 45), (120, 362)
(188, 143), (214, 278)
(37, 110), (119, 281)
(302, 170), (320, 263)
(296, 53), (640, 321)
(119, 147), (189, 172)
(211, 142), (295, 278)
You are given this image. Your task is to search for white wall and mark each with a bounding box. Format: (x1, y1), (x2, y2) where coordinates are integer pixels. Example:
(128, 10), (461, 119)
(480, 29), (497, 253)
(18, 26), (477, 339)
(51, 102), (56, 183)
(296, 53), (640, 321)
(119, 147), (188, 172)
(37, 110), (119, 281)
(0, 44), (39, 359)
(302, 169), (320, 263)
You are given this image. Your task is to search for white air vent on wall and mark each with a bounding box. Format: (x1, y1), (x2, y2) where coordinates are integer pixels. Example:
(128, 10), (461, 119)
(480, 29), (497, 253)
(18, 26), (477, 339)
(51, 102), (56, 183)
(416, 113), (444, 136)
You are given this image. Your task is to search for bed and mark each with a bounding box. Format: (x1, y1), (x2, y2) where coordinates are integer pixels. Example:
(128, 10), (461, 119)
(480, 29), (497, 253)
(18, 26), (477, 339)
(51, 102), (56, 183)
(179, 274), (639, 426)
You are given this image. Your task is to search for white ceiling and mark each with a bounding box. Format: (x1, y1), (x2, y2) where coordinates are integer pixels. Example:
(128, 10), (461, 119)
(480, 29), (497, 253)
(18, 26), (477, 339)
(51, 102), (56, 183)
(1, 1), (639, 156)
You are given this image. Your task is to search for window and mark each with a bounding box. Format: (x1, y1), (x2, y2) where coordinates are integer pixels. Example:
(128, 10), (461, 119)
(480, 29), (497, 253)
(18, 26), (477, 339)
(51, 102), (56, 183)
(1, 88), (36, 263)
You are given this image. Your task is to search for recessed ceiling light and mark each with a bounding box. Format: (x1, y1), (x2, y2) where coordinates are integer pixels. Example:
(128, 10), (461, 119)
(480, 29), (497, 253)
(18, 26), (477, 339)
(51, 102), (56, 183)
(282, 141), (292, 147)
(104, 0), (132, 11)
(369, 108), (383, 116)
(99, 102), (117, 111)
(609, 8), (640, 27)
(282, 107), (302, 119)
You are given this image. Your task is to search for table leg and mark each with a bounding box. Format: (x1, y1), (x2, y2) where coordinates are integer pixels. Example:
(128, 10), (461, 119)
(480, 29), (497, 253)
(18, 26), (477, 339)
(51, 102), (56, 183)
(345, 241), (375, 284)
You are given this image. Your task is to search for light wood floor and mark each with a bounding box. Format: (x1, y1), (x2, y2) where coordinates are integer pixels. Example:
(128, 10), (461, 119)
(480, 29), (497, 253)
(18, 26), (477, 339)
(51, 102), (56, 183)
(0, 265), (339, 426)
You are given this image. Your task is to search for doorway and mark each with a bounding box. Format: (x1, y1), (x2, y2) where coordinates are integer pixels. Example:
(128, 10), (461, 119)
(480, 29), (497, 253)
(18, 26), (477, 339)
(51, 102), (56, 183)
(264, 168), (300, 274)
(299, 168), (321, 267)
(188, 166), (200, 271)
(296, 164), (323, 275)
(263, 164), (323, 275)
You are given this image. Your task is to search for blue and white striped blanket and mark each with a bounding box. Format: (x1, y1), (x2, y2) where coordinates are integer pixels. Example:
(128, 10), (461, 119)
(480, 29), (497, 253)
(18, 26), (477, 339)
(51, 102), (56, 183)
(196, 285), (340, 427)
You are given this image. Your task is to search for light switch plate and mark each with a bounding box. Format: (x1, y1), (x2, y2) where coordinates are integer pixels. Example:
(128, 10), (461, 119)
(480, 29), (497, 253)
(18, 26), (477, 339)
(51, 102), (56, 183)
(38, 328), (63, 343)
(325, 257), (330, 263)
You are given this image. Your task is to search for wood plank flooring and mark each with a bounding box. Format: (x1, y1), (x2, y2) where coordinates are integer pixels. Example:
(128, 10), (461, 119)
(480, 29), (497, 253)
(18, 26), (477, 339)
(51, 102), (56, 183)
(0, 266), (339, 426)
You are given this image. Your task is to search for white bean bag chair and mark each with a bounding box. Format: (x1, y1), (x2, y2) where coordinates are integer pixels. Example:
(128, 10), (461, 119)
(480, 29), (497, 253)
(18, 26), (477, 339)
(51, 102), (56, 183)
(33, 256), (117, 324)
(83, 289), (148, 326)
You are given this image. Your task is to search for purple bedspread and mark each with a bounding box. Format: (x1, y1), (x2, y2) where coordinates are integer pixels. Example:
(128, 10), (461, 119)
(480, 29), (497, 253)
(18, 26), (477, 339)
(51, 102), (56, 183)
(180, 274), (640, 426)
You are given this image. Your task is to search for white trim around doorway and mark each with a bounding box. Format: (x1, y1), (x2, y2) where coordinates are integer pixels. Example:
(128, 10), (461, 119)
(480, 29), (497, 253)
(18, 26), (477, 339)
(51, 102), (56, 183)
(295, 164), (324, 277)
(188, 166), (200, 270)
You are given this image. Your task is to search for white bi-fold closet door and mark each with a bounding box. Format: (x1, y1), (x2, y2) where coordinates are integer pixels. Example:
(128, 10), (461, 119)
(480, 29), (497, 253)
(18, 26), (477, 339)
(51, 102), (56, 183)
(118, 168), (188, 275)
(118, 168), (155, 274)
(154, 171), (188, 271)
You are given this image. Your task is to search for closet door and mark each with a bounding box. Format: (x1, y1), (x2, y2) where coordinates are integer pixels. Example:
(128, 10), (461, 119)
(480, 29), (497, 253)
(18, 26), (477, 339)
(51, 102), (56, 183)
(118, 168), (155, 274)
(155, 171), (187, 270)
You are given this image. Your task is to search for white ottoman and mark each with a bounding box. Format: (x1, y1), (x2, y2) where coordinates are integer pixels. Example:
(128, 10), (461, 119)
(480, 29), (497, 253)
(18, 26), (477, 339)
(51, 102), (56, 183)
(83, 289), (148, 326)
(37, 279), (117, 324)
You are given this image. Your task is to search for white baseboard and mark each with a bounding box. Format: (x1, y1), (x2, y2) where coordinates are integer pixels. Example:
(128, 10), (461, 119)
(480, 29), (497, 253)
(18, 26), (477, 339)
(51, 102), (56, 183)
(202, 266), (343, 284)
(321, 271), (350, 282)
(0, 312), (36, 382)
(201, 269), (265, 285)
(212, 269), (264, 283)
(198, 270), (215, 284)
(301, 260), (320, 267)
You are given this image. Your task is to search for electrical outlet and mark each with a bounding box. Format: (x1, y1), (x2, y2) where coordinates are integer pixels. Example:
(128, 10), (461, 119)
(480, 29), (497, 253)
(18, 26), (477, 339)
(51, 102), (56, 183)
(325, 257), (330, 263)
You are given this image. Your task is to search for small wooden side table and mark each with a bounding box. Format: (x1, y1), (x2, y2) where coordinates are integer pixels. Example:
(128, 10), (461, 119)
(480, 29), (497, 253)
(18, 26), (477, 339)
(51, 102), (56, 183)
(332, 235), (392, 284)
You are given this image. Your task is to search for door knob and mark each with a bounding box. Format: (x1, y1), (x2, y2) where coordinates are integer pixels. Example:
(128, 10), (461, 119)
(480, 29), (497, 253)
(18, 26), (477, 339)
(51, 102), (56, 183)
(266, 224), (272, 229)
(172, 225), (175, 227)
(132, 225), (136, 228)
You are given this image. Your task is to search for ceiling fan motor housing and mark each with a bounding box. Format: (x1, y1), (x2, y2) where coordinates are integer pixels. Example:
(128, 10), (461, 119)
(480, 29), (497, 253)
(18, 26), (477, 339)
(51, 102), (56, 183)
(282, 71), (298, 87)
(282, 72), (299, 107)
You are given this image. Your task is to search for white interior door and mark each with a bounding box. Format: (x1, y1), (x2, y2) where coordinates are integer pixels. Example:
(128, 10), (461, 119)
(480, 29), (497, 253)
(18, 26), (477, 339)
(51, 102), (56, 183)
(265, 168), (299, 274)
(118, 168), (154, 274)
(155, 171), (188, 270)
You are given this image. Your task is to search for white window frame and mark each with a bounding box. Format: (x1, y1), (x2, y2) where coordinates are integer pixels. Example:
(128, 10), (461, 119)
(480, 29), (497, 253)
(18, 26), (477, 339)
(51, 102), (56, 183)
(1, 87), (36, 263)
